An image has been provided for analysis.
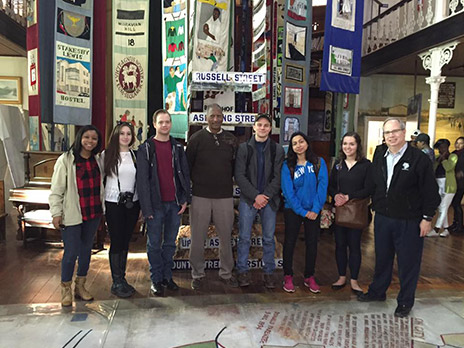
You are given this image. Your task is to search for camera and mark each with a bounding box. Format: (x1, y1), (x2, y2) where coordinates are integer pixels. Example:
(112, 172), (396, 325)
(118, 191), (134, 209)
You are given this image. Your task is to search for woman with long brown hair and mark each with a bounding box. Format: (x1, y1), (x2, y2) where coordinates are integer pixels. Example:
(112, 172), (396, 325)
(102, 122), (140, 297)
(328, 132), (372, 295)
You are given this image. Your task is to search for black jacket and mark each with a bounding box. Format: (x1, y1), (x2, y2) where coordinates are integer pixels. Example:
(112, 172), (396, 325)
(371, 143), (440, 219)
(136, 136), (191, 217)
(328, 158), (372, 199)
(234, 137), (285, 211)
(453, 149), (464, 189)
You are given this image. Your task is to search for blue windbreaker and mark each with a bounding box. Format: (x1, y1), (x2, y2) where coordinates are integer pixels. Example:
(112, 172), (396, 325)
(281, 159), (328, 217)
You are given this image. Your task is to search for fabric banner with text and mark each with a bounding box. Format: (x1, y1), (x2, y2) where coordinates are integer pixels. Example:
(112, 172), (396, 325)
(53, 0), (93, 125)
(113, 0), (149, 144)
(320, 0), (364, 94)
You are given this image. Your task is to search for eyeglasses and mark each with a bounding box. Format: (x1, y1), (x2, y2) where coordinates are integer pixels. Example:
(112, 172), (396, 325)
(383, 128), (404, 136)
(212, 134), (220, 147)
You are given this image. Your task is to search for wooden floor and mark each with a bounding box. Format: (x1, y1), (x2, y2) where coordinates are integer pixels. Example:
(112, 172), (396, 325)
(1, 209), (464, 306)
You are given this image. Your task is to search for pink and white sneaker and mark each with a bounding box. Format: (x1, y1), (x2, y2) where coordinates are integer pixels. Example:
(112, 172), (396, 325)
(283, 275), (295, 293)
(304, 276), (321, 293)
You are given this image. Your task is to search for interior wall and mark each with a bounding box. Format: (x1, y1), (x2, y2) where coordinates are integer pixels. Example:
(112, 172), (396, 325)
(0, 57), (28, 213)
(358, 74), (464, 144)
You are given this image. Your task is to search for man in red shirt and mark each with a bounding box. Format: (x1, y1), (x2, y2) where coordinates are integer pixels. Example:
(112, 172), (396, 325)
(136, 109), (191, 296)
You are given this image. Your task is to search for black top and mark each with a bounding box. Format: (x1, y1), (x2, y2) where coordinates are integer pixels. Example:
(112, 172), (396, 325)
(186, 129), (237, 198)
(371, 144), (440, 219)
(453, 149), (464, 189)
(328, 158), (372, 200)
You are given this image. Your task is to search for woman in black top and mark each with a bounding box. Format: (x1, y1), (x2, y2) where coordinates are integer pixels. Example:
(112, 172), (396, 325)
(328, 132), (372, 295)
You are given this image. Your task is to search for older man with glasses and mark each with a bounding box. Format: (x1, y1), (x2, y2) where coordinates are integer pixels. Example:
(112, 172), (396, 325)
(186, 103), (238, 290)
(358, 117), (440, 318)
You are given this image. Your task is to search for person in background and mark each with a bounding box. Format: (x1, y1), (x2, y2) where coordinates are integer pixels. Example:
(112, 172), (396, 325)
(415, 133), (435, 163)
(280, 132), (328, 294)
(358, 118), (440, 318)
(426, 139), (458, 238)
(328, 132), (372, 296)
(235, 114), (285, 289)
(137, 109), (190, 297)
(450, 137), (464, 234)
(102, 122), (140, 298)
(186, 103), (238, 290)
(49, 125), (104, 307)
(410, 129), (421, 148)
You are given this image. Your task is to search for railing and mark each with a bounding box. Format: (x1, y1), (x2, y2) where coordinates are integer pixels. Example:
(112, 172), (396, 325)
(362, 0), (464, 56)
(0, 0), (26, 27)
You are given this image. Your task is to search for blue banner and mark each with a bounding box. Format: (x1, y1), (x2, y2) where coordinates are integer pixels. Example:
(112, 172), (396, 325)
(320, 0), (364, 94)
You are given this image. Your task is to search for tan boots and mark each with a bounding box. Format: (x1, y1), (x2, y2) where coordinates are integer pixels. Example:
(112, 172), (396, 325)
(61, 281), (72, 307)
(74, 276), (94, 301)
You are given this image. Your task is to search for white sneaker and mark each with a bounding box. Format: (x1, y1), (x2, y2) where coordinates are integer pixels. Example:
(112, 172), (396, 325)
(426, 230), (440, 237)
(439, 230), (450, 237)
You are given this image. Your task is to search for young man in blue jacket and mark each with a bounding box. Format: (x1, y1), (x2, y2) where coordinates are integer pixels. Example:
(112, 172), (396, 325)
(234, 114), (285, 288)
(136, 109), (191, 297)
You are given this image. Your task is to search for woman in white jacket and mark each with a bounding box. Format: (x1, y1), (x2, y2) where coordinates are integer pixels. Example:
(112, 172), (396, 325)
(102, 122), (140, 298)
(49, 125), (104, 307)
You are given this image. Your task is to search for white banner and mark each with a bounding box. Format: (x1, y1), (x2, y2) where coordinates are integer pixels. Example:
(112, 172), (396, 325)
(112, 0), (149, 141)
(192, 72), (266, 84)
(190, 112), (257, 125)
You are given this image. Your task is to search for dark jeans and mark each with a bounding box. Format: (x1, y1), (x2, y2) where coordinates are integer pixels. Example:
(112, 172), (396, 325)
(334, 225), (362, 279)
(283, 209), (320, 278)
(368, 213), (423, 308)
(451, 188), (464, 228)
(61, 217), (101, 282)
(146, 201), (181, 283)
(105, 201), (140, 254)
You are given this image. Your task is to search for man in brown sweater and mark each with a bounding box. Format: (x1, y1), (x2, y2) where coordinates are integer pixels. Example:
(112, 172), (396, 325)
(186, 103), (238, 289)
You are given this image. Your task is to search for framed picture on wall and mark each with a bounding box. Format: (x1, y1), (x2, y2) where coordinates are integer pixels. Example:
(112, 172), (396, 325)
(0, 76), (22, 105)
(285, 64), (305, 84)
(284, 86), (303, 115)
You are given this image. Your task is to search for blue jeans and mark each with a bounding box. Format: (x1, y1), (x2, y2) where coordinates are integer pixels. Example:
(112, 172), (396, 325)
(61, 217), (101, 282)
(236, 200), (276, 274)
(146, 201), (181, 283)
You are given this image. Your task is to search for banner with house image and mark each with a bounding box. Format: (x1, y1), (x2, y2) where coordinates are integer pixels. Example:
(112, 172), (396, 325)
(53, 0), (93, 125)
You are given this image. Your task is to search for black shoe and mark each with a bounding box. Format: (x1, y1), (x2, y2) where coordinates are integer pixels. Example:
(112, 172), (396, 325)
(394, 305), (411, 318)
(357, 292), (386, 302)
(351, 288), (363, 296)
(150, 282), (165, 297)
(162, 279), (179, 291)
(111, 281), (133, 298)
(331, 283), (346, 290)
(220, 275), (239, 288)
(121, 279), (136, 294)
(191, 277), (204, 290)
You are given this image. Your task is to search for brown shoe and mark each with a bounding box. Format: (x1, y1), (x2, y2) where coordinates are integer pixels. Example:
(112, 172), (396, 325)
(237, 272), (250, 287)
(221, 275), (239, 288)
(61, 281), (72, 307)
(74, 276), (94, 301)
(263, 273), (276, 289)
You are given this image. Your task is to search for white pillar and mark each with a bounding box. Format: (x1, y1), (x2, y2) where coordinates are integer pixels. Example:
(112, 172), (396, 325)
(419, 41), (459, 145)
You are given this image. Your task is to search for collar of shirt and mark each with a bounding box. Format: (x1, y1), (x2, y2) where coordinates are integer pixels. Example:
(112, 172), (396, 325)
(384, 142), (408, 159)
(206, 127), (223, 134)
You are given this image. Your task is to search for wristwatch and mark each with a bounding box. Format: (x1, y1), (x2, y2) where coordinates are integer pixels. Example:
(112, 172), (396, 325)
(422, 215), (433, 222)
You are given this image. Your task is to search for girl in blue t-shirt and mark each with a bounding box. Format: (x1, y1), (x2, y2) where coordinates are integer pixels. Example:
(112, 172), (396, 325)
(281, 132), (328, 293)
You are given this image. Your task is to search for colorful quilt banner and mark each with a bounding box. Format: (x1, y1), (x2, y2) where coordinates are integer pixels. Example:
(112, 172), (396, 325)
(162, 0), (189, 139)
(191, 0), (232, 72)
(320, 0), (364, 94)
(113, 0), (149, 143)
(53, 0), (93, 125)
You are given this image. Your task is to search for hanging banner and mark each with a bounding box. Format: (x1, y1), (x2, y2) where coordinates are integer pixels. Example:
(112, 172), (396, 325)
(162, 0), (189, 139)
(191, 0), (232, 72)
(279, 0), (312, 144)
(113, 0), (149, 142)
(53, 0), (93, 125)
(320, 0), (364, 94)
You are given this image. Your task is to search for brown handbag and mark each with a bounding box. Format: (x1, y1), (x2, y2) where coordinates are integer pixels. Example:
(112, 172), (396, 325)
(335, 198), (370, 230)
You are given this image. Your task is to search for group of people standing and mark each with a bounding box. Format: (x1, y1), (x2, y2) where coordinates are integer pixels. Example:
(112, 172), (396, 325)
(49, 107), (441, 319)
(414, 133), (464, 237)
